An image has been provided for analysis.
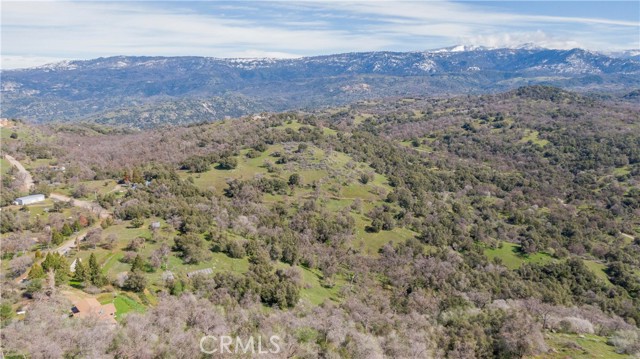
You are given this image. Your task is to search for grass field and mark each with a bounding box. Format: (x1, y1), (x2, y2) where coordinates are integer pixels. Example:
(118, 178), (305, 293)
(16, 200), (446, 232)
(0, 123), (26, 141)
(537, 333), (628, 359)
(6, 198), (77, 224)
(113, 294), (146, 316)
(74, 219), (158, 277)
(298, 267), (344, 305)
(399, 139), (433, 153)
(352, 213), (417, 255)
(22, 158), (54, 171)
(0, 157), (13, 175)
(55, 180), (120, 199)
(520, 130), (550, 147)
(485, 243), (617, 285)
(612, 165), (631, 177)
(484, 242), (555, 270)
(583, 260), (612, 285)
(96, 292), (146, 319)
(353, 113), (373, 125)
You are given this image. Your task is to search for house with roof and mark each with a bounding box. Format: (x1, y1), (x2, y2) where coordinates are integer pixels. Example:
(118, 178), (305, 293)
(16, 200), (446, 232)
(71, 298), (117, 324)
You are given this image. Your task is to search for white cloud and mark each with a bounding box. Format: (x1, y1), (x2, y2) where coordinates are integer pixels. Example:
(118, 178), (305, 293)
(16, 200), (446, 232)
(1, 1), (638, 69)
(0, 55), (69, 70)
(1, 2), (391, 62)
(464, 31), (584, 50)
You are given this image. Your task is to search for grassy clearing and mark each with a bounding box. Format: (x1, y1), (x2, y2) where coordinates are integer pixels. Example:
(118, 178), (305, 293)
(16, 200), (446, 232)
(0, 123), (27, 141)
(583, 260), (612, 285)
(321, 126), (338, 136)
(160, 252), (250, 281)
(520, 130), (549, 147)
(8, 198), (76, 223)
(280, 121), (304, 131)
(484, 242), (555, 270)
(22, 198), (55, 215)
(56, 180), (120, 199)
(298, 267), (344, 305)
(538, 333), (628, 359)
(182, 145), (281, 194)
(72, 219), (157, 277)
(0, 157), (13, 175)
(22, 158), (54, 171)
(399, 139), (433, 153)
(113, 294), (146, 316)
(353, 113), (373, 125)
(612, 165), (631, 177)
(352, 213), (417, 255)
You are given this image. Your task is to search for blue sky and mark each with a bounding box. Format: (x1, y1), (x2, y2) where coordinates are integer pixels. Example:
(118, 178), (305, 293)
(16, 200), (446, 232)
(1, 1), (639, 69)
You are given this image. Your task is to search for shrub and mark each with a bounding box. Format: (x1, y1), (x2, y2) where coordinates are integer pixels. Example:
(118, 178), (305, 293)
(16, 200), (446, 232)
(218, 156), (238, 170)
(608, 329), (640, 356)
(556, 317), (595, 334)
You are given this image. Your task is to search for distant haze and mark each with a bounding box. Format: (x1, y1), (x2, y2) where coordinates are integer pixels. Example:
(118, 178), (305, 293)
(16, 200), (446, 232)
(2, 48), (638, 128)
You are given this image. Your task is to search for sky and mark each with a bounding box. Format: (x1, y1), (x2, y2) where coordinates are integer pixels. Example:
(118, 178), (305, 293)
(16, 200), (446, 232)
(1, 1), (639, 69)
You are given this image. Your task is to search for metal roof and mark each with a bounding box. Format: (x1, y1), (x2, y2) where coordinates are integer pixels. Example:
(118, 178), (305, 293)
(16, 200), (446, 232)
(15, 194), (45, 201)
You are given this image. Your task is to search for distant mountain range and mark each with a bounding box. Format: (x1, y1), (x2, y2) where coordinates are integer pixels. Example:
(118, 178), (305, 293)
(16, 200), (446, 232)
(2, 47), (639, 128)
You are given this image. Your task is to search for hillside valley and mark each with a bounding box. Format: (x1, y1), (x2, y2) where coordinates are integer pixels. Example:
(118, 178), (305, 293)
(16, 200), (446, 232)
(1, 86), (639, 358)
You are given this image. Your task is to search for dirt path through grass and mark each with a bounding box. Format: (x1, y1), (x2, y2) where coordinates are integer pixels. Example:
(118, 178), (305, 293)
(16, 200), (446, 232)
(4, 154), (34, 192)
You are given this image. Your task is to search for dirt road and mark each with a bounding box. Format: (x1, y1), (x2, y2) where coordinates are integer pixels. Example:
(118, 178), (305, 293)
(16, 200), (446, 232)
(4, 154), (34, 192)
(13, 226), (94, 284)
(5, 155), (113, 282)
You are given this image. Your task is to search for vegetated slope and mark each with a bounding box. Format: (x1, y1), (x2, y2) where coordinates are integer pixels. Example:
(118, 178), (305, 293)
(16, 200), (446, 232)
(1, 86), (639, 358)
(2, 47), (639, 127)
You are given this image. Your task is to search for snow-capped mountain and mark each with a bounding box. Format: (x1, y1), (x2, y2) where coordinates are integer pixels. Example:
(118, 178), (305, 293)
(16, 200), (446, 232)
(2, 47), (638, 126)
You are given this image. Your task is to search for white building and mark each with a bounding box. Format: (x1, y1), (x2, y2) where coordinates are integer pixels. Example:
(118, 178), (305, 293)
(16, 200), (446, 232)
(70, 258), (81, 272)
(13, 194), (45, 206)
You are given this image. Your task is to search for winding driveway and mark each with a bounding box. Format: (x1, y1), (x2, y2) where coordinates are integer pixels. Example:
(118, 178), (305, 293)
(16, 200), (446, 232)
(4, 154), (34, 192)
(6, 155), (113, 283)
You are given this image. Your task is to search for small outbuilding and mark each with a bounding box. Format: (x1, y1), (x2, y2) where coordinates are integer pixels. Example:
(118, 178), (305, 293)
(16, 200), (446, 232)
(13, 194), (45, 206)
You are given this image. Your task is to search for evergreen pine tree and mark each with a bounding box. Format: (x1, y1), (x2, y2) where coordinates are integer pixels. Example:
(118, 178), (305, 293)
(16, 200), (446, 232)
(61, 223), (73, 236)
(28, 263), (45, 280)
(41, 253), (56, 272)
(87, 253), (105, 286)
(51, 230), (64, 246)
(74, 259), (87, 282)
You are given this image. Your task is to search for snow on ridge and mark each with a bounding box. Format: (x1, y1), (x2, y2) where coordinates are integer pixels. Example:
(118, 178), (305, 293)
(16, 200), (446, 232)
(223, 57), (281, 70)
(429, 44), (493, 53)
(415, 59), (436, 72)
(35, 60), (78, 71)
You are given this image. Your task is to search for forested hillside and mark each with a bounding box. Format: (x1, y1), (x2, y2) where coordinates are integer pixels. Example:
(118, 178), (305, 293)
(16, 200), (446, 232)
(1, 86), (639, 358)
(2, 48), (639, 127)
